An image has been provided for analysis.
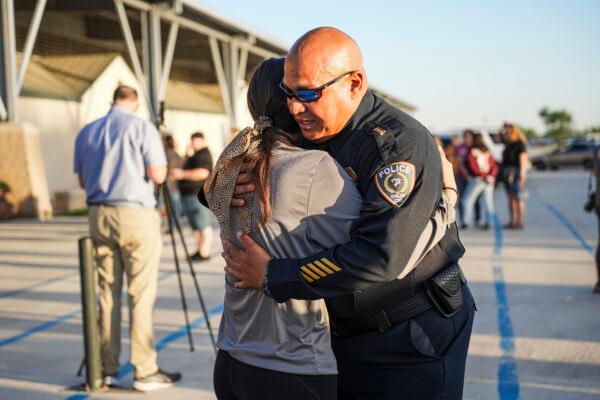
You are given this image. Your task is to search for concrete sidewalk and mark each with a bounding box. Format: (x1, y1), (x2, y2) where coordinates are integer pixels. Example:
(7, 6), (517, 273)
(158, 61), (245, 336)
(0, 169), (598, 399)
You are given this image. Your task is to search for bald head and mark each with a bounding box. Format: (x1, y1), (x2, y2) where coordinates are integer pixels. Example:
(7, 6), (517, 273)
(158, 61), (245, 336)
(283, 27), (368, 142)
(287, 27), (364, 79)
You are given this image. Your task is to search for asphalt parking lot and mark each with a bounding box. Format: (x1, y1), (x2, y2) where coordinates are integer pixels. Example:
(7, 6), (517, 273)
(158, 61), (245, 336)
(0, 169), (598, 400)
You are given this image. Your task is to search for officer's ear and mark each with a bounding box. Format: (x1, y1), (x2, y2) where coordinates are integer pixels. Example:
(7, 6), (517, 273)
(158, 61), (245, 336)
(349, 70), (366, 100)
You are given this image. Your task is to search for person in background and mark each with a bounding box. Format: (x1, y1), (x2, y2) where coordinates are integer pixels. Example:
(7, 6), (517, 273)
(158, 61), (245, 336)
(455, 130), (475, 225)
(501, 123), (529, 229)
(461, 134), (498, 230)
(591, 143), (600, 293)
(447, 134), (469, 226)
(74, 85), (181, 391)
(161, 134), (182, 229)
(172, 132), (213, 261)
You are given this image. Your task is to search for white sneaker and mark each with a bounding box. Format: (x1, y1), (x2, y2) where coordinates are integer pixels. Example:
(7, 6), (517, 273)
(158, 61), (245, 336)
(133, 368), (182, 392)
(102, 374), (120, 387)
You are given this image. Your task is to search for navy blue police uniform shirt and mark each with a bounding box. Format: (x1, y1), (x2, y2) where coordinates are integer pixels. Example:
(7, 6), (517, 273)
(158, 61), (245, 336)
(198, 91), (444, 302)
(265, 91), (443, 302)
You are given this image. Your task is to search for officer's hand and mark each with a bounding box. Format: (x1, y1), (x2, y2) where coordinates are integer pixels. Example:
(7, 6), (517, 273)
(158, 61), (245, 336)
(222, 232), (271, 289)
(231, 163), (255, 207)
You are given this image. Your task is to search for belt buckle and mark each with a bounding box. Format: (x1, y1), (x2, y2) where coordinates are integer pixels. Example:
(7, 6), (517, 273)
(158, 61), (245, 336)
(374, 310), (392, 333)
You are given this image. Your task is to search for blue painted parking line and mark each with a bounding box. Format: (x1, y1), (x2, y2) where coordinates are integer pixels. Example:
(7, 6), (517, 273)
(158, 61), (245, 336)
(492, 212), (503, 256)
(546, 204), (593, 254)
(0, 272), (78, 300)
(0, 309), (81, 347)
(491, 213), (520, 400)
(65, 303), (224, 400)
(493, 266), (520, 400)
(64, 395), (88, 400)
(0, 270), (175, 348)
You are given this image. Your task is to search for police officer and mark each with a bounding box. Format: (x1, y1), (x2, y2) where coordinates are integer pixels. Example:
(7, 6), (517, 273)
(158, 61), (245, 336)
(215, 28), (475, 399)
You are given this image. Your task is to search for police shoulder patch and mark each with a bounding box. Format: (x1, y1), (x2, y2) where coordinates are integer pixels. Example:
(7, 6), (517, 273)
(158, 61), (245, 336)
(374, 161), (416, 207)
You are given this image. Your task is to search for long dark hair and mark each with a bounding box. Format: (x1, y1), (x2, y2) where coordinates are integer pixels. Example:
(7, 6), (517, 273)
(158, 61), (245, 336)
(472, 133), (489, 152)
(246, 58), (299, 225)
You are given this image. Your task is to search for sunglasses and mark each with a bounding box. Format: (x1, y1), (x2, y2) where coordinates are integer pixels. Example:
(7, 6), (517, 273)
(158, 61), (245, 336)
(279, 71), (355, 103)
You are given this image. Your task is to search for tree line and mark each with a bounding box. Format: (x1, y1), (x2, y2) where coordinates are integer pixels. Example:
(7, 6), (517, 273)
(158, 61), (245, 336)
(522, 107), (600, 140)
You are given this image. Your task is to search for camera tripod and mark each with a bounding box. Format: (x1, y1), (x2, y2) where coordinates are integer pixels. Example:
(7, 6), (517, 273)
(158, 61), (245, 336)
(160, 182), (217, 354)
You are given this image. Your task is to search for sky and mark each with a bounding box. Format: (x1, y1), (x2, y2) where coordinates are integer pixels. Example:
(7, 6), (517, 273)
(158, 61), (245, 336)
(198, 0), (600, 134)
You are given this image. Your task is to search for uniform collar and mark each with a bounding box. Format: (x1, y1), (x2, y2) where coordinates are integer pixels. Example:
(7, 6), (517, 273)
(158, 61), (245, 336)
(325, 90), (375, 158)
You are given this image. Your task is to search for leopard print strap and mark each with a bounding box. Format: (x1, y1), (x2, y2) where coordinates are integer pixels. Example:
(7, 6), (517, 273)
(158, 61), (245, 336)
(205, 117), (272, 240)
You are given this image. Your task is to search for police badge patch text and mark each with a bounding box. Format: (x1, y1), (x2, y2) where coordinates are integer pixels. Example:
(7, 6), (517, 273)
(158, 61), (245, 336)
(375, 161), (416, 207)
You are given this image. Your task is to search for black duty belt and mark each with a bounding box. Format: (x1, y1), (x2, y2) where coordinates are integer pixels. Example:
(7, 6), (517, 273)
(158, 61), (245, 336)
(330, 290), (433, 338)
(330, 263), (466, 338)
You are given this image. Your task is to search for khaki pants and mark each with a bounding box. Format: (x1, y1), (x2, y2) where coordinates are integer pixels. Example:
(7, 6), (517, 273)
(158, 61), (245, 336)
(89, 205), (162, 379)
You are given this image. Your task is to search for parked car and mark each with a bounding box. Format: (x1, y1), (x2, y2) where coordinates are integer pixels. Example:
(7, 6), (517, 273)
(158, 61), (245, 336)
(532, 141), (595, 170)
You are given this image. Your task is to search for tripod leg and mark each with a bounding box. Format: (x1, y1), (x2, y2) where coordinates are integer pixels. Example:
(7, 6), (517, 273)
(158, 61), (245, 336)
(163, 185), (195, 352)
(76, 357), (85, 376)
(164, 185), (218, 354)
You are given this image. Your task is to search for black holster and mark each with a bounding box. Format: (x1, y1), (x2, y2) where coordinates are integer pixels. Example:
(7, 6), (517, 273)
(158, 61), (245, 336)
(424, 263), (464, 318)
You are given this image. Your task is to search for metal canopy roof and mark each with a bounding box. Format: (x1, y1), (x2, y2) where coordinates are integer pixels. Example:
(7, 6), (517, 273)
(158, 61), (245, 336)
(14, 1), (275, 84)
(4, 0), (414, 123)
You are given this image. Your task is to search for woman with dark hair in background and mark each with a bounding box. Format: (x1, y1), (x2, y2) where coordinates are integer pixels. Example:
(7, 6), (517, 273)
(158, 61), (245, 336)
(461, 134), (498, 229)
(501, 123), (529, 229)
(204, 58), (460, 400)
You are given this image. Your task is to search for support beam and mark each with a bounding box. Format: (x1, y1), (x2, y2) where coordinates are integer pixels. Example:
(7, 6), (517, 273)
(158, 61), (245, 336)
(228, 39), (239, 126)
(16, 0), (47, 93)
(209, 36), (234, 128)
(236, 44), (249, 92)
(0, 0), (18, 122)
(113, 0), (154, 120)
(146, 8), (162, 117)
(121, 0), (282, 60)
(140, 10), (149, 89)
(158, 0), (182, 102)
(159, 21), (178, 101)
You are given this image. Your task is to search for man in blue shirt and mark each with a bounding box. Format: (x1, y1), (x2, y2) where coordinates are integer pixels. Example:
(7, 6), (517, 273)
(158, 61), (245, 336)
(74, 85), (180, 391)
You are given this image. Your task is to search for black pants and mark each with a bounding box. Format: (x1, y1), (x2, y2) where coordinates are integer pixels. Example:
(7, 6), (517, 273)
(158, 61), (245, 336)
(333, 283), (476, 400)
(214, 350), (337, 400)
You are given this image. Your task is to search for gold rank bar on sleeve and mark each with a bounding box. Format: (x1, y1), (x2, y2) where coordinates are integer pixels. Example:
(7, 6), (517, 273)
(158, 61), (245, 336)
(300, 257), (342, 283)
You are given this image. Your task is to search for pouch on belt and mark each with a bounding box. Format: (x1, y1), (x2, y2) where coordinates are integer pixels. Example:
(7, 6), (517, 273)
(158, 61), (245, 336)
(424, 264), (464, 318)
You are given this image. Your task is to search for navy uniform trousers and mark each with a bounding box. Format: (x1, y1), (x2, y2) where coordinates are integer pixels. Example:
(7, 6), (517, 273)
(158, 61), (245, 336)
(334, 284), (476, 400)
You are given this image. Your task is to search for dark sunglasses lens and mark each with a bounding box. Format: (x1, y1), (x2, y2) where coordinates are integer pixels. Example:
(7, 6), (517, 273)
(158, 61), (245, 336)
(296, 90), (320, 102)
(279, 83), (293, 98)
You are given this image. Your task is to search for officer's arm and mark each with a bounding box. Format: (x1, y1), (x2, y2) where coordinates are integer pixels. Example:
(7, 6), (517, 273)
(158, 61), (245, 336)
(267, 130), (442, 302)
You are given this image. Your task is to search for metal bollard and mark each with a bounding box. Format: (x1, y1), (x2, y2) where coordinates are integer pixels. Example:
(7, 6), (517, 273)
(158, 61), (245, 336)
(78, 237), (102, 390)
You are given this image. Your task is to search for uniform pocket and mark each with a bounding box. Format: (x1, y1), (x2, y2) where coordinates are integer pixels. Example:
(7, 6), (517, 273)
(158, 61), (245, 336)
(410, 307), (456, 359)
(410, 319), (441, 359)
